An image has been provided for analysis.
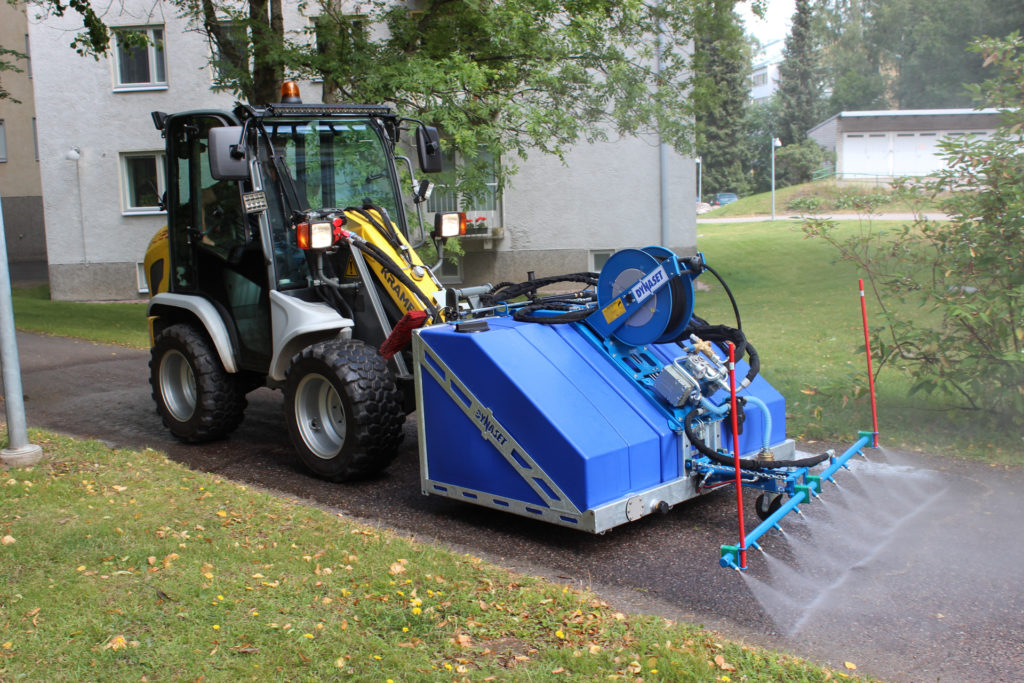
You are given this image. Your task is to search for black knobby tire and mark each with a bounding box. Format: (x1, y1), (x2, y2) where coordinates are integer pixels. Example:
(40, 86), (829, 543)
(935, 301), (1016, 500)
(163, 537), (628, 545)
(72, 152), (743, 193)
(150, 323), (246, 442)
(283, 339), (404, 481)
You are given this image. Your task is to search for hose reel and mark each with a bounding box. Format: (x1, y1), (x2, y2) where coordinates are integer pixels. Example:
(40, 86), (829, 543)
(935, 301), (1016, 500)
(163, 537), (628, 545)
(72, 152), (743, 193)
(589, 246), (698, 346)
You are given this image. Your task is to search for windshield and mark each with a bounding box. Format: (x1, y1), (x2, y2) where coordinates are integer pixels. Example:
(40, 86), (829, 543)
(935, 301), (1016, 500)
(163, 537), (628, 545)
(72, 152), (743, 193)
(267, 118), (400, 214)
(256, 118), (403, 289)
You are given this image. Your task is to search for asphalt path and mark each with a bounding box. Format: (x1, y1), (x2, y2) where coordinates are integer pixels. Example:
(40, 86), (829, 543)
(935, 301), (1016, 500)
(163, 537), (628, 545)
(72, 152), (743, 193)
(5, 331), (1023, 682)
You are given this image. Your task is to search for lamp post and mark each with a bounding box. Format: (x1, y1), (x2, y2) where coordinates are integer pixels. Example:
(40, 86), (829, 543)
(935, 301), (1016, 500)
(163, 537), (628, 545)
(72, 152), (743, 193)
(770, 137), (782, 220)
(0, 195), (43, 467)
(696, 155), (702, 203)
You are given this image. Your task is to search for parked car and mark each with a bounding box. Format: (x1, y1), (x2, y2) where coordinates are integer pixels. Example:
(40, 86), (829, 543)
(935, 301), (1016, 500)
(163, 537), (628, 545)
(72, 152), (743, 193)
(712, 192), (739, 206)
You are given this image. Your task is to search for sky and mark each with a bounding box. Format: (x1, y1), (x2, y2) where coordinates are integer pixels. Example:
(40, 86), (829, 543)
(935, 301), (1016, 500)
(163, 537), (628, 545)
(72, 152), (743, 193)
(737, 0), (796, 45)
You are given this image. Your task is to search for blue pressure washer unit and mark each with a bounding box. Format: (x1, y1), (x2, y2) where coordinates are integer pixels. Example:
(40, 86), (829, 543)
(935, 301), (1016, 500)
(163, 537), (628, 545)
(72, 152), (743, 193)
(412, 246), (871, 566)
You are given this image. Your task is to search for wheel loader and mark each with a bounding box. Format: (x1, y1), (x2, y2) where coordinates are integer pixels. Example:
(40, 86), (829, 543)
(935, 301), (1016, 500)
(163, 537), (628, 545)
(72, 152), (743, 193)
(144, 83), (473, 480)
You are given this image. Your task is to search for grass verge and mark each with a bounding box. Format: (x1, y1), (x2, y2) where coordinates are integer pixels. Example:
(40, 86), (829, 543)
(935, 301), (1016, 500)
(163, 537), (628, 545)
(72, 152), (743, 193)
(0, 430), (854, 681)
(703, 179), (942, 218)
(694, 219), (1022, 464)
(12, 285), (149, 349)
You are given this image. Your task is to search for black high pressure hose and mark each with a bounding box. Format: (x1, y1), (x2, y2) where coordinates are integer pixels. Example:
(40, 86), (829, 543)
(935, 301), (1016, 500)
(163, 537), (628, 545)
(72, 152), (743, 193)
(683, 408), (830, 470)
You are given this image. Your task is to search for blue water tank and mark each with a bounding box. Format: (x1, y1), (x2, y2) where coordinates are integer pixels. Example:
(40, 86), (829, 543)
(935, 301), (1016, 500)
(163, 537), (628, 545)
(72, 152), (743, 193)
(415, 317), (786, 516)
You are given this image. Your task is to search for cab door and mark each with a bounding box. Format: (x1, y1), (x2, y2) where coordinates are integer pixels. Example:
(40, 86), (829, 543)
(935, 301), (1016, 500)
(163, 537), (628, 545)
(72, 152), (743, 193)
(165, 113), (272, 372)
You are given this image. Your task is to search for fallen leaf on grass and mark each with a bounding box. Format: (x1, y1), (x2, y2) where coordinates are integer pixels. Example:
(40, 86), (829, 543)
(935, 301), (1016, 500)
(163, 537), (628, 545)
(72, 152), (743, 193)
(103, 635), (129, 651)
(1, 535), (15, 546)
(845, 661), (857, 670)
(714, 655), (736, 671)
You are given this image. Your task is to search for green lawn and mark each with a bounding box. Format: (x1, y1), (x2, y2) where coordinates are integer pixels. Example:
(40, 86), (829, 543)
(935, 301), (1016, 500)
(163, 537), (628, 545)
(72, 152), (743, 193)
(12, 285), (149, 348)
(703, 179), (942, 218)
(0, 430), (855, 682)
(694, 218), (1020, 463)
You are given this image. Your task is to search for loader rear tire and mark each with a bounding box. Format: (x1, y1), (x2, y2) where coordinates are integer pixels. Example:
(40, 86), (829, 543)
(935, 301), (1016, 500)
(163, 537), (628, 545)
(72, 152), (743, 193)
(283, 339), (403, 481)
(150, 323), (246, 442)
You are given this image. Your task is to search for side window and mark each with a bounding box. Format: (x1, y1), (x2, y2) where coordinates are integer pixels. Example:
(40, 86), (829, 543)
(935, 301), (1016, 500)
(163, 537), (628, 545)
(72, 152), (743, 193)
(165, 115), (238, 289)
(196, 141), (246, 259)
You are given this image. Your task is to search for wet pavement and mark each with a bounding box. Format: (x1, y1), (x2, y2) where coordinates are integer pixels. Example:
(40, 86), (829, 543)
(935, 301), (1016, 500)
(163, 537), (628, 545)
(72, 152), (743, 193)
(5, 331), (1023, 682)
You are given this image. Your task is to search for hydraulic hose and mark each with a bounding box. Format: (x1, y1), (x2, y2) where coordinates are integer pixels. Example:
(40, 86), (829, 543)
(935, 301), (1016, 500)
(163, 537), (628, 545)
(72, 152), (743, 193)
(512, 301), (594, 324)
(481, 273), (599, 308)
(684, 408), (830, 470)
(681, 318), (760, 389)
(702, 263), (742, 332)
(347, 238), (440, 322)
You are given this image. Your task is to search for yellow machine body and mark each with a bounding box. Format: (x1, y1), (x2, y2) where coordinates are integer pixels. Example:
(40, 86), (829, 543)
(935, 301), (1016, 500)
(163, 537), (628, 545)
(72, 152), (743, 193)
(144, 225), (171, 297)
(343, 209), (445, 320)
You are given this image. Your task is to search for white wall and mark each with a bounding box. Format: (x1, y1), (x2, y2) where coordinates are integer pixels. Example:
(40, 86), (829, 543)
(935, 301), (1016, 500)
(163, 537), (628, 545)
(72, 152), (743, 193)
(29, 1), (233, 276)
(505, 133), (693, 254)
(29, 0), (696, 298)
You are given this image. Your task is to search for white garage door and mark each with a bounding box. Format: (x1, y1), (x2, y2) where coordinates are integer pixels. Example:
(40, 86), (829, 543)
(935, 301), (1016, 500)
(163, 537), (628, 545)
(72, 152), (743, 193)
(893, 132), (941, 176)
(842, 133), (891, 179)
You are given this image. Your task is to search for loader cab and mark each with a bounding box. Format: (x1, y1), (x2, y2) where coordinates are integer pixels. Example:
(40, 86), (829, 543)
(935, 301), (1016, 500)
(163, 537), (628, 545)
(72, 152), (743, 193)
(163, 110), (272, 370)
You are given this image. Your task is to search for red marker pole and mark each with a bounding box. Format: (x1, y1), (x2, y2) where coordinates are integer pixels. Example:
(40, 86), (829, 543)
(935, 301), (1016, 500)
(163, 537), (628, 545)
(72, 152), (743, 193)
(728, 342), (747, 569)
(858, 279), (880, 448)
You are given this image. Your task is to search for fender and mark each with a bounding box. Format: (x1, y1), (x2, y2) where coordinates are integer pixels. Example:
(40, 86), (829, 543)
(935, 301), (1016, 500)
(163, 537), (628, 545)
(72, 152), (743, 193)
(147, 293), (239, 374)
(268, 290), (354, 382)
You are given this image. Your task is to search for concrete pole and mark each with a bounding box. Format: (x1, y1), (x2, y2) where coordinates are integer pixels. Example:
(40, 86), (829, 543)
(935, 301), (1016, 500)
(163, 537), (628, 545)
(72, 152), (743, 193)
(0, 194), (44, 467)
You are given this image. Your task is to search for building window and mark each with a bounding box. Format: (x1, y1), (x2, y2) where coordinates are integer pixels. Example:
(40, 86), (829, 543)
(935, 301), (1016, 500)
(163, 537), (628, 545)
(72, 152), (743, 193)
(591, 250), (614, 272)
(751, 69), (768, 87)
(114, 27), (166, 90)
(0, 120), (7, 162)
(426, 143), (502, 231)
(24, 34), (31, 79)
(435, 257), (463, 285)
(136, 262), (149, 294)
(31, 118), (37, 161)
(121, 152), (166, 213)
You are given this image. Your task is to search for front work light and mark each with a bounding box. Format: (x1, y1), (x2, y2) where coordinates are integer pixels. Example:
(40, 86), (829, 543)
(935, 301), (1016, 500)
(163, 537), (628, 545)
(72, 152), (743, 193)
(296, 221), (336, 250)
(433, 212), (466, 239)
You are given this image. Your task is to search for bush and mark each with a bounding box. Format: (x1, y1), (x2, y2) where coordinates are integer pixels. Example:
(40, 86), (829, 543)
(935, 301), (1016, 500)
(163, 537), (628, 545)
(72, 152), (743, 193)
(802, 34), (1024, 428)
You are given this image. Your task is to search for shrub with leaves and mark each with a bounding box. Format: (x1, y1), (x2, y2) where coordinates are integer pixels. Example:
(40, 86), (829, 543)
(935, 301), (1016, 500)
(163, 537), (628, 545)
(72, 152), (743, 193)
(802, 33), (1024, 428)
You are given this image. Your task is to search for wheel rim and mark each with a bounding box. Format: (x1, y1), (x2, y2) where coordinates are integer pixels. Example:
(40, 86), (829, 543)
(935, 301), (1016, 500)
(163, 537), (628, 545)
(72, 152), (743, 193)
(294, 373), (346, 459)
(160, 349), (197, 422)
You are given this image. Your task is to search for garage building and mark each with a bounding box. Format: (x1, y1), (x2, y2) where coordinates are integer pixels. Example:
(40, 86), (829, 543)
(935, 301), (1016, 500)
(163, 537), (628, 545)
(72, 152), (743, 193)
(808, 109), (1000, 180)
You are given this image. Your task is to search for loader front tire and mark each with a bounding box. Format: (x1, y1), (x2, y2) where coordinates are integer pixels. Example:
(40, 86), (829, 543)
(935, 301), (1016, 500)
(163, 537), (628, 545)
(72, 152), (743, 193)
(150, 323), (246, 442)
(283, 339), (403, 481)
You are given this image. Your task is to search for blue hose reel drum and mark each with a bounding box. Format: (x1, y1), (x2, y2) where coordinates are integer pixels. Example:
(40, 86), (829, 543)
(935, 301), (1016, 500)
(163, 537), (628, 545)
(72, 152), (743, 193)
(594, 246), (696, 346)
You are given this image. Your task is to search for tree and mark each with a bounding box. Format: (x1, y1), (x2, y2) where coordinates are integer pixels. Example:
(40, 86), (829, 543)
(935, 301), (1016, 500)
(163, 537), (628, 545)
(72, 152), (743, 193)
(776, 0), (824, 145)
(692, 1), (750, 198)
(21, 0), (727, 204)
(289, 0), (714, 201)
(866, 0), (1024, 108)
(816, 0), (888, 114)
(741, 98), (781, 194)
(802, 33), (1024, 428)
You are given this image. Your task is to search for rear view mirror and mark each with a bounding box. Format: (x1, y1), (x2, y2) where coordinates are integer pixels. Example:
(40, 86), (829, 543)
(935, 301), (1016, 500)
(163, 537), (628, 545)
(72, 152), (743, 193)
(416, 126), (443, 174)
(208, 126), (250, 181)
